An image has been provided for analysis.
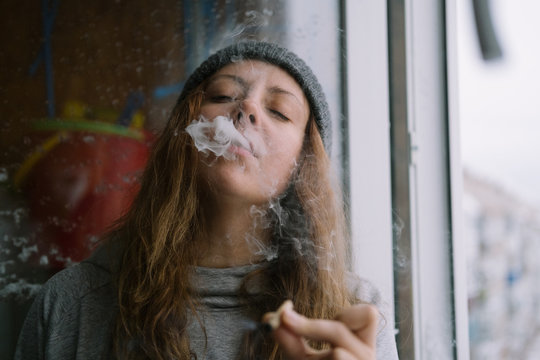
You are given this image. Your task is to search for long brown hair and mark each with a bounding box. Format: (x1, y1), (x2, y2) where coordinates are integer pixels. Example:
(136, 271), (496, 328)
(111, 73), (355, 359)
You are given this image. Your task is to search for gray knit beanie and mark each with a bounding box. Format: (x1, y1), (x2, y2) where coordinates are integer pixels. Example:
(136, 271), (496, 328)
(178, 41), (332, 151)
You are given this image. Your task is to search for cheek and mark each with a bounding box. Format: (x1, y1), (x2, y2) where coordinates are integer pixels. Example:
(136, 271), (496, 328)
(260, 137), (304, 187)
(272, 130), (304, 163)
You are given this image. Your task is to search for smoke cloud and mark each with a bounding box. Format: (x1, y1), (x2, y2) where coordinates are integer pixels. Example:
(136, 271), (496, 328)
(186, 115), (252, 161)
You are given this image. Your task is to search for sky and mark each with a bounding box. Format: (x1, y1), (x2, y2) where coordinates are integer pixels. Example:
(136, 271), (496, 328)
(457, 0), (540, 208)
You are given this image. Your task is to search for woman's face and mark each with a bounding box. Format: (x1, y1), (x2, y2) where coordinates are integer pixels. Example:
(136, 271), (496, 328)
(197, 60), (310, 205)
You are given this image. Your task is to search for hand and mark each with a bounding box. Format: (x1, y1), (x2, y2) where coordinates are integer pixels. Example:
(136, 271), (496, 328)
(265, 302), (378, 359)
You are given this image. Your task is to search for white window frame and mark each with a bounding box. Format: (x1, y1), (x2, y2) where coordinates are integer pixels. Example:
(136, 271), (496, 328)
(346, 0), (469, 359)
(345, 0), (394, 312)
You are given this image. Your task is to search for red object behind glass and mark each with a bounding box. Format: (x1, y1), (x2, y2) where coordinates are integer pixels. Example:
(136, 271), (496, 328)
(19, 124), (153, 270)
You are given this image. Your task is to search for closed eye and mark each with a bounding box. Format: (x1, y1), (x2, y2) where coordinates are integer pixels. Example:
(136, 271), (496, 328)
(211, 95), (235, 103)
(269, 109), (290, 121)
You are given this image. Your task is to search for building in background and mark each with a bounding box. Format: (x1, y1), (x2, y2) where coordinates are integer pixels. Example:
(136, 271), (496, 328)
(464, 171), (540, 359)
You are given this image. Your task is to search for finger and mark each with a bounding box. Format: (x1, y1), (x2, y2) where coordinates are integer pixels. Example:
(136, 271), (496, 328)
(334, 304), (379, 348)
(281, 308), (370, 358)
(262, 300), (293, 329)
(273, 324), (319, 359)
(273, 321), (335, 360)
(323, 347), (358, 360)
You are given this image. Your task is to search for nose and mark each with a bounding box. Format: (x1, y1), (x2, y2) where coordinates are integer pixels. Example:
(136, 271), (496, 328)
(235, 99), (259, 126)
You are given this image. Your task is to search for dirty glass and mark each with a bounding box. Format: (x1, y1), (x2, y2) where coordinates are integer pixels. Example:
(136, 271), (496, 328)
(0, 0), (341, 356)
(457, 0), (540, 358)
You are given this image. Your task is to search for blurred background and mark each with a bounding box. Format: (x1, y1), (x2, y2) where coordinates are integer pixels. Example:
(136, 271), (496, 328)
(458, 0), (540, 358)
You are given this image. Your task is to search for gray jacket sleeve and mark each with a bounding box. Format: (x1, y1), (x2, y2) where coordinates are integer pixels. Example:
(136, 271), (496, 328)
(14, 262), (116, 360)
(14, 283), (47, 359)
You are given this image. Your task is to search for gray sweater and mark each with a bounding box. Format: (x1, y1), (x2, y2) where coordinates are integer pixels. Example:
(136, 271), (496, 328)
(15, 246), (399, 359)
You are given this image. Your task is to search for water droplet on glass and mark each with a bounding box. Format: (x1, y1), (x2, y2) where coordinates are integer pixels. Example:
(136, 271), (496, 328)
(0, 168), (8, 182)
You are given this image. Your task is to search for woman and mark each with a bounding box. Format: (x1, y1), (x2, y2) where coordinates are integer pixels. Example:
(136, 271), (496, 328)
(15, 41), (399, 359)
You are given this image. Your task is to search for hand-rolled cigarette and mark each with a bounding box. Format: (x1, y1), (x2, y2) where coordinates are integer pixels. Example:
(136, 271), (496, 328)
(262, 300), (294, 330)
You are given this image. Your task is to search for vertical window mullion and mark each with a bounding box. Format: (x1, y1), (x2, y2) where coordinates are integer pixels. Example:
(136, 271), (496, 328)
(388, 0), (463, 359)
(387, 0), (416, 358)
(346, 0), (396, 336)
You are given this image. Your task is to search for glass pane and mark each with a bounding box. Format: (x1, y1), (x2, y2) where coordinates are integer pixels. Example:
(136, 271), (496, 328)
(457, 0), (540, 358)
(0, 1), (341, 357)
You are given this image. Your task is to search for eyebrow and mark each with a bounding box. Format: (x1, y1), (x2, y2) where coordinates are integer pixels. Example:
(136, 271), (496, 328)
(207, 74), (248, 91)
(268, 86), (304, 106)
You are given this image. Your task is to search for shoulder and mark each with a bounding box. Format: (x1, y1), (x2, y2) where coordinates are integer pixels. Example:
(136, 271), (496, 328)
(15, 246), (117, 360)
(36, 252), (116, 332)
(42, 242), (118, 300)
(42, 259), (112, 303)
(346, 272), (384, 306)
(346, 272), (393, 325)
(346, 273), (400, 360)
(43, 244), (114, 299)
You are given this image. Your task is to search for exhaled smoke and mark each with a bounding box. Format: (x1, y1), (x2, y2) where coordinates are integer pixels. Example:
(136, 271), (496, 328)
(246, 204), (279, 261)
(185, 115), (251, 160)
(244, 190), (316, 265)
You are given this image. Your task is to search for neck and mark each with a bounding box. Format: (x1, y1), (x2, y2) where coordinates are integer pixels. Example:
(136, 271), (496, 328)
(196, 197), (272, 268)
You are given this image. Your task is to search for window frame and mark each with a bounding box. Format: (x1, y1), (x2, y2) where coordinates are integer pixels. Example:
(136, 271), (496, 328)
(345, 0), (395, 316)
(345, 0), (470, 358)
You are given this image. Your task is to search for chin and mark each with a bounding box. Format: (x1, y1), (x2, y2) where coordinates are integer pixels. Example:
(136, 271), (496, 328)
(200, 161), (290, 204)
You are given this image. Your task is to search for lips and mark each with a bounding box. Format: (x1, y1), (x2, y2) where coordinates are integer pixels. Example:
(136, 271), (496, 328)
(231, 136), (255, 157)
(236, 126), (266, 158)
